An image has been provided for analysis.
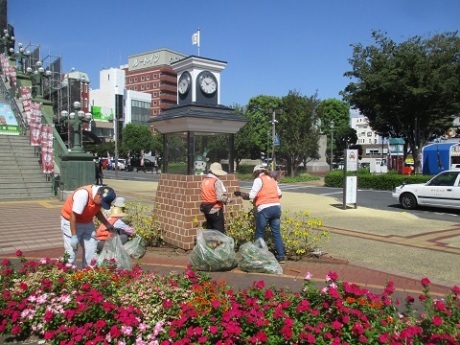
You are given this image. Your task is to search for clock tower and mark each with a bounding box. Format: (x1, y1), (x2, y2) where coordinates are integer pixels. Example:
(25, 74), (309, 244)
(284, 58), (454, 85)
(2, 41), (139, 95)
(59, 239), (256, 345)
(172, 56), (227, 106)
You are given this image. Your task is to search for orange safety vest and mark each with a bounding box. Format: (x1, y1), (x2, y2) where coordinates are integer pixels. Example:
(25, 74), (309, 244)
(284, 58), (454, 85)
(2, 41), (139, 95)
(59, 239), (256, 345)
(201, 177), (223, 209)
(254, 174), (280, 207)
(61, 185), (101, 223)
(96, 217), (118, 241)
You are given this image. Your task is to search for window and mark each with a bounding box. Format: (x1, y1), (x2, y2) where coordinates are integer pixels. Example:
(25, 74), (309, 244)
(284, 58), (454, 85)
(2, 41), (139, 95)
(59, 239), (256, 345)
(134, 77), (138, 82)
(141, 76), (145, 81)
(153, 83), (157, 88)
(154, 74), (158, 79)
(367, 132), (372, 137)
(146, 75), (150, 80)
(129, 78), (132, 83)
(146, 84), (150, 89)
(141, 85), (145, 90)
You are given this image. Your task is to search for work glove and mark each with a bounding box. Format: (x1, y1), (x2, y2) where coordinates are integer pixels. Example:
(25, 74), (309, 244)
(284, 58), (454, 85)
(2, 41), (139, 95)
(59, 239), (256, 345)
(70, 235), (79, 250)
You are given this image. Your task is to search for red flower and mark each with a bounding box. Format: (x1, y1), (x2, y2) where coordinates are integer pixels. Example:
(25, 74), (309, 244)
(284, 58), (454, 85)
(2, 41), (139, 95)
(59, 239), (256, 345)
(405, 295), (415, 303)
(452, 285), (460, 295)
(421, 277), (431, 287)
(432, 316), (443, 326)
(419, 294), (427, 301)
(326, 271), (338, 281)
(254, 280), (265, 289)
(15, 250), (22, 257)
(378, 333), (389, 343)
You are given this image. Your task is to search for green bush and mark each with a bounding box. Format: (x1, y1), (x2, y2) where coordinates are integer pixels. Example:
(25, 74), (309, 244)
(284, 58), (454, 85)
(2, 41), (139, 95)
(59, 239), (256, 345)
(237, 163), (255, 174)
(324, 170), (433, 190)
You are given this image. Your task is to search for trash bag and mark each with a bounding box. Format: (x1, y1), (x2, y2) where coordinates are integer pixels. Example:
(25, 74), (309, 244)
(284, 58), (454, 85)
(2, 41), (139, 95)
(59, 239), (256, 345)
(96, 233), (132, 270)
(238, 238), (283, 275)
(190, 229), (238, 271)
(123, 235), (147, 260)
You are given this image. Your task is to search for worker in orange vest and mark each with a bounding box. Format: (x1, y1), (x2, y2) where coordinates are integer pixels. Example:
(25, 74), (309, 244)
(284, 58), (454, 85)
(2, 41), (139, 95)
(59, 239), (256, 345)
(200, 162), (232, 233)
(61, 185), (116, 268)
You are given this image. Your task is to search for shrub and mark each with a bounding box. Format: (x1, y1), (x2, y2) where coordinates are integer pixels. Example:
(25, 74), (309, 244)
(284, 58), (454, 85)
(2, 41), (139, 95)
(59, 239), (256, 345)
(324, 170), (433, 190)
(226, 206), (328, 260)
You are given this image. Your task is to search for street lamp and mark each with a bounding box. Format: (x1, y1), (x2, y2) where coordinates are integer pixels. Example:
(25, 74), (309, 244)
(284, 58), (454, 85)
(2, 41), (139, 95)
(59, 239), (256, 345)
(0, 29), (14, 56)
(267, 108), (282, 171)
(330, 120), (335, 171)
(26, 61), (52, 99)
(61, 101), (92, 153)
(12, 43), (30, 75)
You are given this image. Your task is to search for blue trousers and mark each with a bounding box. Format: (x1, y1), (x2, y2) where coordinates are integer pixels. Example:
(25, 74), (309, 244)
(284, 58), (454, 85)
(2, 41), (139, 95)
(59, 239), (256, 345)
(255, 205), (285, 260)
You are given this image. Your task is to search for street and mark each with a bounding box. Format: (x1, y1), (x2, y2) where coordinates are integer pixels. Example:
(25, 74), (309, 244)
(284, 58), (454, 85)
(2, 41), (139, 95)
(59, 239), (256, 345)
(103, 170), (460, 223)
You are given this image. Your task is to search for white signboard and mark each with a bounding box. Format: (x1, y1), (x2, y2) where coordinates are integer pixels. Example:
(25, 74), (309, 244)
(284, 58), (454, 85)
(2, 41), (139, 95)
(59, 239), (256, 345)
(345, 176), (357, 204)
(346, 149), (359, 171)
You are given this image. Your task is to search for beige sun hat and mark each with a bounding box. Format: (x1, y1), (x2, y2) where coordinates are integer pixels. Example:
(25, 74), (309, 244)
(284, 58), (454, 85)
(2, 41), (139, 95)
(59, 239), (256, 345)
(113, 197), (126, 208)
(209, 162), (227, 176)
(253, 164), (268, 173)
(110, 206), (128, 217)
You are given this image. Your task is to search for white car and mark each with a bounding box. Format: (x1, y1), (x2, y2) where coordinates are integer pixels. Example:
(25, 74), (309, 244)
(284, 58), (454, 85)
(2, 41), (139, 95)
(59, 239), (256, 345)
(110, 159), (126, 171)
(392, 170), (460, 210)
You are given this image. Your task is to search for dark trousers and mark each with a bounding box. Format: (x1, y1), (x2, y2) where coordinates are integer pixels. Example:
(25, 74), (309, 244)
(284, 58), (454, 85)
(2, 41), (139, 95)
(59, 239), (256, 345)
(204, 209), (225, 233)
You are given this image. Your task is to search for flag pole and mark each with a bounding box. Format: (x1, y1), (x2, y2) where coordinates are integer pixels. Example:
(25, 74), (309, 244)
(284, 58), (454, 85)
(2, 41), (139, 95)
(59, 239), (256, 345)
(197, 28), (200, 56)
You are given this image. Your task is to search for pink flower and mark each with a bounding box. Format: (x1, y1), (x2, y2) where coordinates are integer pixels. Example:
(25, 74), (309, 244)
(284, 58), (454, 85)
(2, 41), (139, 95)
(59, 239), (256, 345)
(304, 272), (313, 280)
(15, 250), (22, 257)
(378, 333), (390, 343)
(326, 271), (338, 281)
(421, 277), (431, 287)
(432, 316), (443, 326)
(452, 285), (460, 295)
(209, 325), (218, 334)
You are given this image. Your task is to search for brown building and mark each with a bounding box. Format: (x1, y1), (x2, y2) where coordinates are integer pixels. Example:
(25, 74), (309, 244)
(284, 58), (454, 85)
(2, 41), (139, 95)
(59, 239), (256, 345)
(123, 48), (187, 132)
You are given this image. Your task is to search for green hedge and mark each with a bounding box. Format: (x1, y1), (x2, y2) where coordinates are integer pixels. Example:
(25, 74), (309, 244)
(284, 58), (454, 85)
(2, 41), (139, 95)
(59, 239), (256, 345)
(324, 170), (433, 190)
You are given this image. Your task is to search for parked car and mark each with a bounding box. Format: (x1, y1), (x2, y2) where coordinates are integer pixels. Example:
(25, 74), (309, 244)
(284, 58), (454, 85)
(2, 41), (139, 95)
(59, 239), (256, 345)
(392, 170), (460, 210)
(110, 159), (126, 170)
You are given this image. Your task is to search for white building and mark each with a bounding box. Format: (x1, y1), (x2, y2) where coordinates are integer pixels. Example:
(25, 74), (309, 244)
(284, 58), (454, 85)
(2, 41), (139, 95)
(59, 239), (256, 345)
(90, 68), (151, 142)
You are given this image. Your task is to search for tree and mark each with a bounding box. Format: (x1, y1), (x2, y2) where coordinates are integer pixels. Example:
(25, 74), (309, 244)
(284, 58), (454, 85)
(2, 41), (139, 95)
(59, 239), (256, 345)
(317, 98), (350, 134)
(121, 123), (154, 155)
(317, 98), (352, 165)
(278, 91), (321, 176)
(334, 126), (358, 157)
(342, 31), (460, 172)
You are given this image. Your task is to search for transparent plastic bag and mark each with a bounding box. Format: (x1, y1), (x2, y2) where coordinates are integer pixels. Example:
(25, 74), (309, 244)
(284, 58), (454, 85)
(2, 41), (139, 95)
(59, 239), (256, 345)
(238, 238), (283, 275)
(96, 233), (132, 270)
(190, 229), (237, 271)
(123, 235), (147, 260)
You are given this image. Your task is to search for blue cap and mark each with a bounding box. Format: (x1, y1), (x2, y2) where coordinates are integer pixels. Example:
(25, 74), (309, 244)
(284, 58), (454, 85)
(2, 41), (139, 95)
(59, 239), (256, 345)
(99, 187), (116, 210)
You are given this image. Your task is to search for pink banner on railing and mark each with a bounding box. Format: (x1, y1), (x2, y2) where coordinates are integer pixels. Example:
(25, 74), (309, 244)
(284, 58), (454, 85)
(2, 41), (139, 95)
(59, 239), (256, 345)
(40, 124), (54, 174)
(20, 87), (32, 125)
(0, 54), (9, 79)
(29, 102), (42, 146)
(8, 66), (16, 87)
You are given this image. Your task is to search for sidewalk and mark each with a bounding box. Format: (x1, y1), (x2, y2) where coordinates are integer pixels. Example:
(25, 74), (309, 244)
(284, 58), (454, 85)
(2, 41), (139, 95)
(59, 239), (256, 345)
(0, 177), (457, 299)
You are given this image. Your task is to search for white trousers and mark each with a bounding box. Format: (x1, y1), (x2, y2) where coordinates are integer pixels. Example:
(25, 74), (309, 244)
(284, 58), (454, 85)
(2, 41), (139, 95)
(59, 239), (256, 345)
(61, 216), (97, 268)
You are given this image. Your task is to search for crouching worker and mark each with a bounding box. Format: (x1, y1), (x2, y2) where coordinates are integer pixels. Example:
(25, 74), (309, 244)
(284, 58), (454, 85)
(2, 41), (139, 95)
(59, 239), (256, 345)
(96, 206), (135, 252)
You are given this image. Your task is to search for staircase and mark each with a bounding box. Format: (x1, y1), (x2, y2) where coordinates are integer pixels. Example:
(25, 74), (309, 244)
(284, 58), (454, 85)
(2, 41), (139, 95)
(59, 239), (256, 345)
(0, 135), (55, 201)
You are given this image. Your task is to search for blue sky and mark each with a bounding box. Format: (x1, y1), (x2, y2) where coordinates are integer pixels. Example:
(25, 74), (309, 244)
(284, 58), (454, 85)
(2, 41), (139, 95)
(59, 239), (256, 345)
(7, 0), (460, 107)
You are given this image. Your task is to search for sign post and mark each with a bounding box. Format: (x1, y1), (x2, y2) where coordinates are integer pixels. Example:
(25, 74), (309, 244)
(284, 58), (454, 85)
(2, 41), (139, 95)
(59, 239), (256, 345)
(343, 149), (358, 210)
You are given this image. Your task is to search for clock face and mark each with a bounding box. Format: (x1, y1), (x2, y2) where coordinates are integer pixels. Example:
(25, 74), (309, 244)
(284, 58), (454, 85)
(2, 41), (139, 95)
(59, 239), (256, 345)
(198, 71), (217, 95)
(178, 72), (191, 95)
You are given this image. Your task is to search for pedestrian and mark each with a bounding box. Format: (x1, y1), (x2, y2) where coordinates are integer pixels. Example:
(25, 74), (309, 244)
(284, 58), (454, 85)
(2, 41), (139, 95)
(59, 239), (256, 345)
(60, 185), (116, 268)
(236, 165), (285, 262)
(200, 162), (231, 233)
(95, 159), (104, 185)
(96, 205), (135, 252)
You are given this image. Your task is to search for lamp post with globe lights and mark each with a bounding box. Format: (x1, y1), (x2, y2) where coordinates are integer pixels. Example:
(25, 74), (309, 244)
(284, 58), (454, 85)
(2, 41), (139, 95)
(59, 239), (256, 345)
(12, 42), (30, 75)
(61, 101), (92, 153)
(0, 28), (14, 56)
(26, 61), (51, 99)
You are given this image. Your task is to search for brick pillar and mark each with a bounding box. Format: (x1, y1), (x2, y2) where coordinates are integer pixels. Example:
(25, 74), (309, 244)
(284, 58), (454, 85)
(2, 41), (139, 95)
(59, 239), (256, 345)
(154, 173), (244, 250)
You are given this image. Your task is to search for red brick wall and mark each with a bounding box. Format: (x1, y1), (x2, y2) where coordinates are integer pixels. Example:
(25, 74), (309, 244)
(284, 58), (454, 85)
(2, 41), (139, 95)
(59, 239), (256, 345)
(154, 173), (244, 249)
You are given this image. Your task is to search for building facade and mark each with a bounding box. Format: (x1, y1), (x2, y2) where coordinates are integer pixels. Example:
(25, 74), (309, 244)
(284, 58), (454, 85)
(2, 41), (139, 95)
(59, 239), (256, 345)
(123, 48), (187, 131)
(351, 114), (387, 161)
(90, 68), (151, 142)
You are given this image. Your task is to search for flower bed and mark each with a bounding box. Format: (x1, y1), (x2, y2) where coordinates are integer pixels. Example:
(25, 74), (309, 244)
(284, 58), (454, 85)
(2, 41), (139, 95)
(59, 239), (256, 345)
(1, 251), (459, 344)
